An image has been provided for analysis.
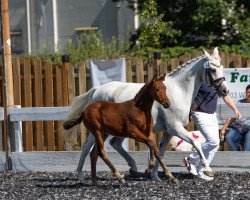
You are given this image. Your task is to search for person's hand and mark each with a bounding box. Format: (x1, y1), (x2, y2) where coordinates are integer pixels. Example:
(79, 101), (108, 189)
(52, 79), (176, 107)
(234, 109), (241, 119)
(220, 129), (225, 137)
(219, 129), (225, 143)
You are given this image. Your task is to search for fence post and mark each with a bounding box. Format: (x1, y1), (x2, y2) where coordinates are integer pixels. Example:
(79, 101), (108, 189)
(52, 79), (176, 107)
(1, 0), (15, 170)
(0, 107), (3, 151)
(13, 105), (23, 152)
(153, 52), (161, 75)
(62, 55), (69, 106)
(247, 59), (250, 68)
(62, 55), (75, 150)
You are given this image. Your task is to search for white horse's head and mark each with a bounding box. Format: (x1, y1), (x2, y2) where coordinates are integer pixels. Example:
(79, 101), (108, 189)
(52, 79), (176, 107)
(203, 47), (229, 96)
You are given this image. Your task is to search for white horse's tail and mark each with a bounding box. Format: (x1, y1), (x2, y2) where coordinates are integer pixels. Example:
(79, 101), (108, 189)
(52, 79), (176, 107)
(64, 87), (98, 150)
(66, 87), (98, 121)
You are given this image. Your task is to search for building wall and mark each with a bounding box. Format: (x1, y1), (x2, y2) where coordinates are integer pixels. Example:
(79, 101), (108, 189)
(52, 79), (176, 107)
(9, 0), (27, 54)
(7, 0), (135, 55)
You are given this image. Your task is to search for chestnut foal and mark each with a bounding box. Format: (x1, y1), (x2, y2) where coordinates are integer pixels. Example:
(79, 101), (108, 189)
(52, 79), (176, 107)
(63, 74), (178, 185)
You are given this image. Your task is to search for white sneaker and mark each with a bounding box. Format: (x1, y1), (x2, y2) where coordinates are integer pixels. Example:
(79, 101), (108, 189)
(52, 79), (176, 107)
(197, 173), (214, 181)
(183, 157), (198, 176)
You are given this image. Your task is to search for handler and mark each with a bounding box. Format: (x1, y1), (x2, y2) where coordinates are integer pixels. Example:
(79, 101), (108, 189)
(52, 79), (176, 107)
(184, 82), (241, 181)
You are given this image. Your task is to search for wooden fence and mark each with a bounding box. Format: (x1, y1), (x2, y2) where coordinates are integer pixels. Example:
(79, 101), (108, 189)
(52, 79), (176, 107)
(0, 51), (250, 151)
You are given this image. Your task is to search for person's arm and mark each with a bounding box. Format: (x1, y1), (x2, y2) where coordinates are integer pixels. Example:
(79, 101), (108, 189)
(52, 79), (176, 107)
(222, 95), (241, 119)
(220, 118), (235, 138)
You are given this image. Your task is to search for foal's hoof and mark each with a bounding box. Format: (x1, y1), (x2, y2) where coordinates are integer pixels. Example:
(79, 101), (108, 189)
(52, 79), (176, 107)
(171, 178), (179, 184)
(204, 171), (214, 177)
(91, 180), (98, 186)
(145, 169), (151, 178)
(129, 168), (140, 177)
(119, 178), (126, 184)
(117, 174), (126, 184)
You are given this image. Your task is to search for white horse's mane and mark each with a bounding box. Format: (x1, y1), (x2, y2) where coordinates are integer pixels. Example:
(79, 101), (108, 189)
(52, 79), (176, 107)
(168, 56), (204, 77)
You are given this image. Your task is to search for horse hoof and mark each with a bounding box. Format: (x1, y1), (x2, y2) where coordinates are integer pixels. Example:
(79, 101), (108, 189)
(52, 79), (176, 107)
(91, 180), (98, 186)
(151, 175), (161, 182)
(171, 178), (179, 184)
(76, 172), (86, 182)
(145, 169), (151, 177)
(129, 168), (140, 177)
(204, 171), (214, 177)
(120, 173), (125, 179)
(120, 179), (126, 184)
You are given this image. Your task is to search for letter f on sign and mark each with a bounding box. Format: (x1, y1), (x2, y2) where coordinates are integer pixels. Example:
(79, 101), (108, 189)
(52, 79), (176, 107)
(230, 72), (239, 83)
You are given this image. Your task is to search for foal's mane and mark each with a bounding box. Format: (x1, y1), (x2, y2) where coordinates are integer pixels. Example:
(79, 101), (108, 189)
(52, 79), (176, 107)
(133, 78), (153, 105)
(168, 56), (204, 77)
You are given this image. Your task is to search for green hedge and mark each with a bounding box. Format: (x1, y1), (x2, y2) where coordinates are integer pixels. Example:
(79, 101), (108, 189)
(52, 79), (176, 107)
(34, 31), (250, 64)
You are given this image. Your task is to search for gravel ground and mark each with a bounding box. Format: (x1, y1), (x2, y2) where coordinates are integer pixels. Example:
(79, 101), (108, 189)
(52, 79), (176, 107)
(0, 171), (249, 200)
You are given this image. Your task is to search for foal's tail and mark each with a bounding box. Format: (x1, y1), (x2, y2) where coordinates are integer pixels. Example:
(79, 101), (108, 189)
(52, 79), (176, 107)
(63, 114), (83, 130)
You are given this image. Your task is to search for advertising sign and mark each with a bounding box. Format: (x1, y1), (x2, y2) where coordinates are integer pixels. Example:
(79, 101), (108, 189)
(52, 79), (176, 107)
(218, 68), (250, 104)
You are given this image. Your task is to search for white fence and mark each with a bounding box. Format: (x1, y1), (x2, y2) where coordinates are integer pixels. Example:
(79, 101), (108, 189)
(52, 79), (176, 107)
(10, 107), (69, 152)
(0, 104), (249, 172)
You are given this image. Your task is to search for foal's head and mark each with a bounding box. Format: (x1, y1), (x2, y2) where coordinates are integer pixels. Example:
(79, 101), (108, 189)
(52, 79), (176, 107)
(151, 73), (170, 108)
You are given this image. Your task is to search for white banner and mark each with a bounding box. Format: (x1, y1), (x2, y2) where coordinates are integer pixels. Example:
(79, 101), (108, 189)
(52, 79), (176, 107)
(90, 58), (126, 86)
(218, 68), (250, 104)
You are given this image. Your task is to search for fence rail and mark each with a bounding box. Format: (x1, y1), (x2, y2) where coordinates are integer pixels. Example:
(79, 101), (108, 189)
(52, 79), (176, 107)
(0, 51), (250, 151)
(10, 107), (69, 121)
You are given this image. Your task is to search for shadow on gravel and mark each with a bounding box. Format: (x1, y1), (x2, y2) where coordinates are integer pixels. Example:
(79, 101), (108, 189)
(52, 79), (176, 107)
(36, 182), (89, 189)
(32, 177), (77, 182)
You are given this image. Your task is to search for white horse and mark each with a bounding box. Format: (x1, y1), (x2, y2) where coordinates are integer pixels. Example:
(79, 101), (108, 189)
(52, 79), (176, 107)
(64, 47), (229, 181)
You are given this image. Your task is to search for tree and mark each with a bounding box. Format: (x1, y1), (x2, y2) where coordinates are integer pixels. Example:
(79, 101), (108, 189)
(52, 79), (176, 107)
(114, 0), (250, 48)
(127, 0), (180, 48)
(158, 0), (250, 47)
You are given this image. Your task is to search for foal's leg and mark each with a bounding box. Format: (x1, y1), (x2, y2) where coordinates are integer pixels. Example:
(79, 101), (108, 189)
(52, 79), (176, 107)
(145, 143), (155, 177)
(109, 137), (138, 175)
(130, 130), (177, 183)
(129, 130), (157, 177)
(95, 133), (125, 184)
(76, 133), (96, 181)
